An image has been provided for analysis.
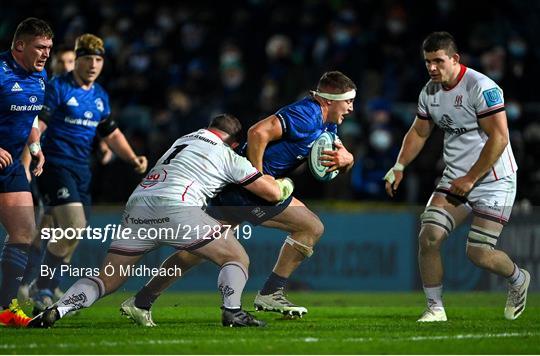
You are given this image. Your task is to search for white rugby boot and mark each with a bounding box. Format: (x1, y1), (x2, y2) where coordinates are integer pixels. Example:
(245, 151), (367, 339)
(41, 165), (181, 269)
(254, 288), (308, 317)
(417, 307), (447, 322)
(120, 296), (157, 327)
(505, 269), (530, 320)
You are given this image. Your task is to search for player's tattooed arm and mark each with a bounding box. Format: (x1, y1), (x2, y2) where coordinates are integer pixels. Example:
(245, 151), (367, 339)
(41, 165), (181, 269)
(247, 115), (283, 172)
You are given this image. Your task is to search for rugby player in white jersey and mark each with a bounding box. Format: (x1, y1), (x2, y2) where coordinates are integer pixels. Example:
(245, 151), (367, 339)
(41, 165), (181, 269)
(384, 32), (529, 322)
(29, 114), (295, 328)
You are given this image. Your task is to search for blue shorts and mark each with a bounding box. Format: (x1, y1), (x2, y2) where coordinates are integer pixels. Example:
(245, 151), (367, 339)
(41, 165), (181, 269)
(206, 184), (293, 226)
(37, 161), (91, 207)
(0, 163), (30, 193)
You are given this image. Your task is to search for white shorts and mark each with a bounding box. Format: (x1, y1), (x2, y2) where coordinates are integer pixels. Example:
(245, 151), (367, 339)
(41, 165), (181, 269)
(433, 173), (517, 224)
(108, 196), (223, 255)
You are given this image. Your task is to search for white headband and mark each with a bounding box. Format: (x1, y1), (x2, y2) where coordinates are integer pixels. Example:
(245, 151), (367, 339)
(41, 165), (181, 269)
(311, 89), (356, 101)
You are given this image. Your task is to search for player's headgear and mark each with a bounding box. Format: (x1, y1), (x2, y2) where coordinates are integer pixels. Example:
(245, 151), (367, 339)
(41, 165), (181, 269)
(422, 31), (459, 56)
(208, 114), (243, 145)
(12, 17), (54, 47)
(75, 34), (105, 58)
(312, 71), (357, 101)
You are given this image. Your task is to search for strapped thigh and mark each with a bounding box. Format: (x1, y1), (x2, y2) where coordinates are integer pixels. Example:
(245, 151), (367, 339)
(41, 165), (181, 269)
(467, 224), (501, 250)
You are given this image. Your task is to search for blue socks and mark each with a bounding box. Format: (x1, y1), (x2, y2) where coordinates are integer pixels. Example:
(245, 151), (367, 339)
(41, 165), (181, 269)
(21, 244), (43, 285)
(260, 272), (288, 295)
(0, 243), (29, 308)
(36, 250), (64, 291)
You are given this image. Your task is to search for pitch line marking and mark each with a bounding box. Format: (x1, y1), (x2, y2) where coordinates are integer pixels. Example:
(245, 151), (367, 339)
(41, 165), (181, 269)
(1, 332), (538, 350)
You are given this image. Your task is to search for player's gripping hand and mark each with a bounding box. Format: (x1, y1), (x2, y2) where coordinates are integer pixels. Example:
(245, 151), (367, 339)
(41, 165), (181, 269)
(132, 155), (148, 174)
(30, 148), (45, 176)
(276, 178), (294, 203)
(320, 141), (354, 173)
(0, 147), (13, 170)
(449, 175), (475, 196)
(384, 163), (404, 198)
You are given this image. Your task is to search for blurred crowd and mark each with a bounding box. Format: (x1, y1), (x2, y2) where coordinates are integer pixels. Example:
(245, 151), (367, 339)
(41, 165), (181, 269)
(1, 0), (539, 204)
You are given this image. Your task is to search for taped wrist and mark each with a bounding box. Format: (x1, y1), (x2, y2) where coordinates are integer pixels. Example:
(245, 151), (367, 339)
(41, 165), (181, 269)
(276, 178), (294, 202)
(383, 163), (405, 184)
(29, 142), (41, 155)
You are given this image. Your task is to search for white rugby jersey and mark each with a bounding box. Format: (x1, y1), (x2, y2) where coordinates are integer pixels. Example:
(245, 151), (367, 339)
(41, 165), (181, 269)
(130, 129), (261, 206)
(417, 64), (517, 183)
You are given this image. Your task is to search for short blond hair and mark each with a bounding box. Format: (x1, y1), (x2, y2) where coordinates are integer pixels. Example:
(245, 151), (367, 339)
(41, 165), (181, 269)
(74, 33), (105, 56)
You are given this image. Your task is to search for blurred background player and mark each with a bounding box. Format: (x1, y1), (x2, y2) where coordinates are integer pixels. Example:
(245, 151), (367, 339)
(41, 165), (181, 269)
(30, 33), (147, 314)
(119, 71), (355, 324)
(0, 17), (52, 327)
(19, 44), (112, 302)
(384, 32), (530, 322)
(29, 114), (295, 328)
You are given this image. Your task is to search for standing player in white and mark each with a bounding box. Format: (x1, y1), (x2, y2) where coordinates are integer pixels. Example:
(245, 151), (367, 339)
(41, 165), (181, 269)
(384, 32), (530, 322)
(29, 114), (294, 328)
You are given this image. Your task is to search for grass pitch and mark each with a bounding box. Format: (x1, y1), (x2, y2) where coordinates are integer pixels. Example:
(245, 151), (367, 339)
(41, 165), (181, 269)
(2, 292), (539, 354)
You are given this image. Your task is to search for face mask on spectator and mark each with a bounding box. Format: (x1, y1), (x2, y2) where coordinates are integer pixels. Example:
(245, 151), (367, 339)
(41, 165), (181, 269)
(370, 129), (392, 151)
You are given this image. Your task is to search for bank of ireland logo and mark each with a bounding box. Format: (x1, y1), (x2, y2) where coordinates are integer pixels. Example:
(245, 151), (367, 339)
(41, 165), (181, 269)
(29, 95), (38, 103)
(84, 111), (93, 119)
(482, 88), (502, 107)
(95, 98), (104, 112)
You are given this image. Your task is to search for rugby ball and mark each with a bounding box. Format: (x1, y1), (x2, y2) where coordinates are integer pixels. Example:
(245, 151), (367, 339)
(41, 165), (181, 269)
(308, 131), (340, 182)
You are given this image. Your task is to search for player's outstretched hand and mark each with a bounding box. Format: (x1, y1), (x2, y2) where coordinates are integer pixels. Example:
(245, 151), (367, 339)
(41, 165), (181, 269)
(384, 167), (403, 198)
(320, 141), (354, 173)
(31, 150), (45, 176)
(0, 147), (13, 170)
(133, 156), (148, 174)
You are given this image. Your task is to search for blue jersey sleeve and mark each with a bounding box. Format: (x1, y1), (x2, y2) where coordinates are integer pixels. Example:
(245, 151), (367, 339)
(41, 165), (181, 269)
(98, 90), (111, 122)
(276, 103), (319, 141)
(40, 79), (61, 123)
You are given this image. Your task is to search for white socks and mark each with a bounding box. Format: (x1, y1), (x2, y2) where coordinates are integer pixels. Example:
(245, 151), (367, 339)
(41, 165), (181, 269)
(218, 262), (248, 309)
(507, 264), (525, 287)
(56, 277), (105, 318)
(423, 284), (444, 309)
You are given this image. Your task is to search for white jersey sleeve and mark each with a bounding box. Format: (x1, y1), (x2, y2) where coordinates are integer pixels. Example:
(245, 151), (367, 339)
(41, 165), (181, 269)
(417, 85), (431, 120)
(470, 78), (505, 119)
(222, 147), (262, 186)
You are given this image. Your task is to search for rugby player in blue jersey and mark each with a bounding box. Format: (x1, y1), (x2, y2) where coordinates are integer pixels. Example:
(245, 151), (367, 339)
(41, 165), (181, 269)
(0, 18), (53, 327)
(120, 71), (356, 325)
(30, 34), (147, 314)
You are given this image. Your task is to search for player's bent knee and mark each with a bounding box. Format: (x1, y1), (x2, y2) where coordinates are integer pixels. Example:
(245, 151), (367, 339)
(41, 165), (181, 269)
(418, 225), (446, 249)
(285, 236), (314, 258)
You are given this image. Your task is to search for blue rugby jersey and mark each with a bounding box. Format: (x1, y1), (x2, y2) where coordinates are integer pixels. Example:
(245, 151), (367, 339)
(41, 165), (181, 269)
(251, 97), (337, 178)
(40, 72), (111, 166)
(0, 51), (47, 176)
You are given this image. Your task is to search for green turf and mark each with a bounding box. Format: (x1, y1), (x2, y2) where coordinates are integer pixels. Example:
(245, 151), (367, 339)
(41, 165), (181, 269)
(2, 292), (540, 354)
